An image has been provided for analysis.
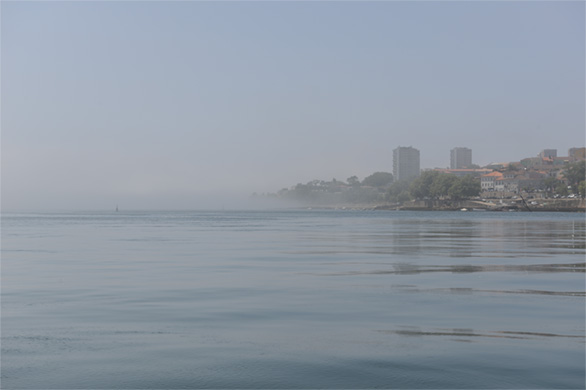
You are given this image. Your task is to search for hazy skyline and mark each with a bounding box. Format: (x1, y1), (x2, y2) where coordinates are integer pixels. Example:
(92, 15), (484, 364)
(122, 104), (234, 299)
(2, 1), (584, 210)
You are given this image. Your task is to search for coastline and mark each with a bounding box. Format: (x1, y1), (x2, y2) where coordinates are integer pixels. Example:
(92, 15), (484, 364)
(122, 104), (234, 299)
(295, 198), (586, 212)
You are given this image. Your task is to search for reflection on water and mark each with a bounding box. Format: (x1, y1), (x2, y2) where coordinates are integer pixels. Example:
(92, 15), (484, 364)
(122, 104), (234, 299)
(427, 287), (584, 296)
(319, 261), (586, 276)
(1, 210), (585, 389)
(380, 328), (585, 340)
(299, 217), (585, 258)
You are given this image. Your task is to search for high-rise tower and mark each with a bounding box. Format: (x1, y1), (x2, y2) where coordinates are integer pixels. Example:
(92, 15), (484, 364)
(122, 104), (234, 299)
(450, 147), (472, 169)
(393, 146), (420, 181)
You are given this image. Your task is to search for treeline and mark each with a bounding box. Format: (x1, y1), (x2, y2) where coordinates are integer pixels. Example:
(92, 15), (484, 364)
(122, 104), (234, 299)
(560, 161), (586, 197)
(256, 161), (585, 205)
(260, 171), (481, 205)
(387, 171), (480, 203)
(270, 172), (394, 205)
(409, 171), (480, 200)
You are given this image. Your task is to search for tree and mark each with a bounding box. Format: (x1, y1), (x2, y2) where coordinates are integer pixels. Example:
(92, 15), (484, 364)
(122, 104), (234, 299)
(578, 181), (586, 198)
(556, 183), (569, 197)
(429, 174), (458, 198)
(347, 176), (360, 186)
(409, 171), (480, 201)
(409, 171), (441, 200)
(386, 180), (412, 203)
(362, 172), (393, 187)
(448, 175), (481, 200)
(543, 177), (559, 197)
(563, 161), (586, 194)
(397, 191), (411, 203)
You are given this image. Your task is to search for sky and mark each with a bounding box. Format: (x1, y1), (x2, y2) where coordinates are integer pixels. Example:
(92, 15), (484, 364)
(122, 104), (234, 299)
(2, 1), (584, 210)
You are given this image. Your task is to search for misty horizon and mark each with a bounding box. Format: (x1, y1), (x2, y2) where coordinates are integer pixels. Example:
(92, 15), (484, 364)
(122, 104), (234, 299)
(2, 1), (584, 211)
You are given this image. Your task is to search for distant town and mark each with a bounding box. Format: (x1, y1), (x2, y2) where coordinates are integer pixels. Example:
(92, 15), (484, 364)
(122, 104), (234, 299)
(258, 146), (586, 211)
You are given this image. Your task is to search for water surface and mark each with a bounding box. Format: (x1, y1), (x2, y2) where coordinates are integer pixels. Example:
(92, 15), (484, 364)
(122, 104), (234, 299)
(2, 210), (585, 388)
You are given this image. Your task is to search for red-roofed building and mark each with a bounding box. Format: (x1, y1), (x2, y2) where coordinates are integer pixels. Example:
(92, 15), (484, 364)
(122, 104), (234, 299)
(481, 171), (504, 191)
(433, 168), (493, 177)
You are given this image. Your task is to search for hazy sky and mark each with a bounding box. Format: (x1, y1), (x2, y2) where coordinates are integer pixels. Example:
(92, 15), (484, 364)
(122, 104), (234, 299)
(2, 1), (584, 210)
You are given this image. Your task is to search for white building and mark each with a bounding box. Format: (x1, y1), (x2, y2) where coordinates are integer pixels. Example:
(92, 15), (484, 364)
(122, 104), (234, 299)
(481, 171), (503, 191)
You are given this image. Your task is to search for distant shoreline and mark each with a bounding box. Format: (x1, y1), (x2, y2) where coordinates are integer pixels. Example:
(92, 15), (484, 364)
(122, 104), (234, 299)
(291, 198), (586, 213)
(298, 206), (585, 212)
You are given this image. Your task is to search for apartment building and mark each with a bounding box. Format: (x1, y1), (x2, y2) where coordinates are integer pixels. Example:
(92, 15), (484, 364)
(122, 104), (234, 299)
(450, 147), (472, 169)
(393, 146), (420, 182)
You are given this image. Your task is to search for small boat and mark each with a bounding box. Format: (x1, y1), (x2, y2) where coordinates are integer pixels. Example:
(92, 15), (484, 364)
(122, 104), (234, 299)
(460, 208), (468, 211)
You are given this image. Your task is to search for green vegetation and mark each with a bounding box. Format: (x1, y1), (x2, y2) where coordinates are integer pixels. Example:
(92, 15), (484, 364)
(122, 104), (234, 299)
(362, 172), (394, 187)
(274, 174), (393, 205)
(556, 183), (569, 197)
(563, 161), (586, 195)
(543, 177), (560, 198)
(267, 170), (483, 206)
(386, 180), (412, 203)
(347, 176), (360, 186)
(447, 175), (481, 200)
(262, 160), (585, 206)
(578, 181), (586, 198)
(540, 162), (586, 198)
(408, 171), (480, 200)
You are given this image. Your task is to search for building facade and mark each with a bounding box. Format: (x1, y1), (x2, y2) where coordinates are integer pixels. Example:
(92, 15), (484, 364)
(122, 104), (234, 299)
(481, 171), (546, 193)
(393, 146), (420, 181)
(450, 147), (472, 169)
(569, 147), (586, 161)
(433, 168), (492, 177)
(539, 149), (557, 159)
(481, 171), (503, 191)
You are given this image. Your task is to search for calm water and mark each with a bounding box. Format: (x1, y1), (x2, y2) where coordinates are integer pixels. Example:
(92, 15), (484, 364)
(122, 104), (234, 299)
(2, 210), (585, 389)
